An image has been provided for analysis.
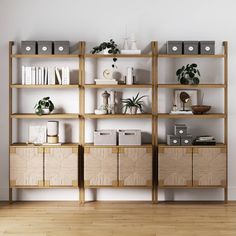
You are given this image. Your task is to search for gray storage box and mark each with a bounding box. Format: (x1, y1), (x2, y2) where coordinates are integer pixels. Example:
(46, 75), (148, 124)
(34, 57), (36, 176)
(54, 41), (70, 54)
(167, 135), (181, 146)
(94, 130), (117, 146)
(183, 41), (199, 54)
(181, 135), (193, 146)
(174, 124), (187, 136)
(200, 41), (215, 55)
(38, 41), (53, 54)
(118, 130), (141, 145)
(21, 41), (37, 54)
(167, 41), (183, 54)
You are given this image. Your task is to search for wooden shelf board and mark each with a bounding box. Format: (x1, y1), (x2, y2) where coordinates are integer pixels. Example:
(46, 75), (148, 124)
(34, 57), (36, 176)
(11, 186), (79, 189)
(85, 186), (152, 189)
(83, 113), (153, 119)
(85, 54), (152, 58)
(158, 143), (226, 148)
(158, 186), (225, 189)
(11, 54), (79, 58)
(84, 143), (152, 148)
(11, 143), (79, 147)
(158, 54), (225, 58)
(83, 84), (152, 88)
(11, 113), (79, 119)
(10, 84), (79, 89)
(157, 113), (226, 119)
(158, 84), (226, 89)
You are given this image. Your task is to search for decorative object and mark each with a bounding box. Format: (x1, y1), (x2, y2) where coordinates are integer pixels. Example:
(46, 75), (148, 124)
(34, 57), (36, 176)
(94, 130), (117, 146)
(121, 93), (147, 114)
(200, 41), (215, 55)
(94, 69), (118, 85)
(126, 67), (134, 85)
(109, 90), (116, 114)
(28, 125), (46, 144)
(102, 90), (110, 108)
(118, 130), (141, 145)
(47, 121), (59, 144)
(183, 41), (199, 54)
(191, 105), (211, 114)
(167, 135), (181, 146)
(121, 33), (141, 54)
(193, 135), (216, 145)
(174, 124), (187, 136)
(37, 41), (53, 54)
(167, 41), (183, 54)
(34, 97), (54, 116)
(172, 89), (198, 113)
(180, 135), (193, 146)
(54, 41), (70, 54)
(94, 109), (107, 115)
(176, 63), (200, 85)
(21, 41), (37, 54)
(90, 39), (120, 68)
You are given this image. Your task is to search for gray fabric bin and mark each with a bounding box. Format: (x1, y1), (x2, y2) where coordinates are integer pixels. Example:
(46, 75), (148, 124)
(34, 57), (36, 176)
(181, 135), (193, 146)
(200, 41), (215, 55)
(167, 41), (183, 54)
(38, 41), (53, 54)
(94, 130), (117, 146)
(118, 130), (141, 145)
(174, 124), (187, 136)
(183, 41), (199, 54)
(167, 135), (181, 146)
(54, 41), (70, 54)
(21, 41), (37, 54)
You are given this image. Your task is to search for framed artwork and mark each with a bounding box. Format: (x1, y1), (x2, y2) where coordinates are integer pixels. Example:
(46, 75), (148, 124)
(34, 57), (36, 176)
(28, 125), (46, 144)
(174, 89), (198, 111)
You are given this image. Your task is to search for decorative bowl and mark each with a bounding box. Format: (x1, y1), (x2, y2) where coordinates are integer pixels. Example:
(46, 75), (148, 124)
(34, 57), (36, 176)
(191, 105), (211, 114)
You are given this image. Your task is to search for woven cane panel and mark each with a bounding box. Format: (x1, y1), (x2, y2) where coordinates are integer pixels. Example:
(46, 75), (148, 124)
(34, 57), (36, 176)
(193, 148), (226, 186)
(45, 147), (78, 186)
(84, 147), (118, 186)
(158, 147), (192, 186)
(10, 147), (43, 186)
(119, 148), (152, 186)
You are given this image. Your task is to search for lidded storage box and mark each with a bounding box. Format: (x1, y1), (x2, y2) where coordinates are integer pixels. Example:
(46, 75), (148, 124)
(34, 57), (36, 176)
(54, 41), (70, 54)
(21, 41), (37, 54)
(94, 130), (117, 146)
(183, 41), (199, 54)
(174, 124), (187, 136)
(38, 41), (53, 54)
(180, 135), (193, 146)
(167, 41), (183, 54)
(118, 130), (141, 145)
(200, 41), (215, 55)
(167, 135), (181, 146)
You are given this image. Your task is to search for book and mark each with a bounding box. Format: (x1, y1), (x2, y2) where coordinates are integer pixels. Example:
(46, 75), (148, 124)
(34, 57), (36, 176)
(121, 49), (141, 54)
(25, 67), (31, 85)
(170, 110), (193, 115)
(44, 67), (48, 85)
(95, 79), (118, 85)
(55, 67), (62, 84)
(31, 67), (36, 85)
(21, 66), (25, 85)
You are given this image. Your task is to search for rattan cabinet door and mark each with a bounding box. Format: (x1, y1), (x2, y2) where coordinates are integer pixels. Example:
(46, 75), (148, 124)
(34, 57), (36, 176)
(119, 147), (152, 187)
(10, 147), (44, 187)
(193, 147), (226, 187)
(84, 147), (118, 187)
(158, 147), (192, 187)
(44, 147), (78, 187)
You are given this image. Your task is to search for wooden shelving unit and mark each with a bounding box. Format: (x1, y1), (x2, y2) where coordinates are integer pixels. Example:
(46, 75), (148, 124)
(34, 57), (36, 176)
(158, 54), (225, 58)
(158, 84), (226, 89)
(85, 54), (152, 58)
(83, 84), (152, 89)
(11, 54), (79, 58)
(157, 113), (226, 119)
(10, 84), (79, 89)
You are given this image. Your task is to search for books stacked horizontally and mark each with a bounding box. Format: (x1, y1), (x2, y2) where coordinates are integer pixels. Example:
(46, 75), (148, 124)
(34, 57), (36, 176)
(94, 78), (118, 85)
(193, 135), (216, 145)
(21, 66), (70, 85)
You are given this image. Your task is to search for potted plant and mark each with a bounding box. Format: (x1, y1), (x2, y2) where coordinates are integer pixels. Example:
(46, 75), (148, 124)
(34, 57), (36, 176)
(121, 93), (147, 114)
(176, 63), (200, 85)
(91, 39), (120, 68)
(34, 97), (54, 115)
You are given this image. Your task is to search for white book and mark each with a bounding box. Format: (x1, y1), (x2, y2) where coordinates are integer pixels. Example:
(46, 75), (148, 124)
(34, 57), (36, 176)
(31, 67), (36, 85)
(170, 110), (193, 115)
(48, 68), (55, 85)
(41, 67), (45, 85)
(25, 67), (31, 85)
(21, 66), (25, 85)
(94, 79), (118, 85)
(38, 67), (42, 85)
(61, 67), (66, 85)
(35, 67), (38, 85)
(55, 67), (62, 84)
(44, 67), (48, 85)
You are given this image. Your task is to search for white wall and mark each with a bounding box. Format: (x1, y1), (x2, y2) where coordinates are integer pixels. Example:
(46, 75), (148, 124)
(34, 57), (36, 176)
(0, 0), (236, 201)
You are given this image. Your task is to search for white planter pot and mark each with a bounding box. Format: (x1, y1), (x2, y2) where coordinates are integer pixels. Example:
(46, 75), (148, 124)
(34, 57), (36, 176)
(129, 106), (138, 114)
(42, 108), (50, 114)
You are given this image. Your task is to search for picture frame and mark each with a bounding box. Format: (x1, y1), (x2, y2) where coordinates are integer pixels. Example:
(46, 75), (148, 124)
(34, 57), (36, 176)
(28, 125), (46, 144)
(174, 89), (198, 111)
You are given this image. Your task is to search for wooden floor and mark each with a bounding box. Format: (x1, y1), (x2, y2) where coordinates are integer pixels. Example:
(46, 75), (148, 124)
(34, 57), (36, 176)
(0, 201), (236, 236)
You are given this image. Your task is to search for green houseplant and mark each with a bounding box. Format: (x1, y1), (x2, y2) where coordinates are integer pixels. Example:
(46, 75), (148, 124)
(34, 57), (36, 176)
(176, 63), (200, 85)
(34, 97), (54, 115)
(121, 93), (147, 114)
(91, 39), (120, 68)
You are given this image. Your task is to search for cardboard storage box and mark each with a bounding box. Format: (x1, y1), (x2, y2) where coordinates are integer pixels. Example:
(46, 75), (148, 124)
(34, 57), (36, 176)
(38, 41), (53, 54)
(200, 41), (215, 55)
(167, 135), (181, 146)
(54, 41), (70, 54)
(167, 41), (183, 54)
(94, 130), (117, 146)
(183, 41), (199, 54)
(118, 130), (141, 145)
(21, 41), (37, 54)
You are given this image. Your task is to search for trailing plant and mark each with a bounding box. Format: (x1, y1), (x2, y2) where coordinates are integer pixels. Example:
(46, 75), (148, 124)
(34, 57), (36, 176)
(91, 39), (120, 68)
(121, 93), (147, 114)
(176, 63), (200, 85)
(34, 97), (54, 115)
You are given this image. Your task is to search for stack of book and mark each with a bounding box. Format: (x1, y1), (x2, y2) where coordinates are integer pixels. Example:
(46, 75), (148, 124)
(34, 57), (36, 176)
(193, 135), (216, 145)
(21, 66), (70, 85)
(94, 78), (118, 85)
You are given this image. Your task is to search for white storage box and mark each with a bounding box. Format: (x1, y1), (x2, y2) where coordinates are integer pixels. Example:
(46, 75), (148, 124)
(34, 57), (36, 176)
(118, 130), (141, 145)
(94, 130), (117, 146)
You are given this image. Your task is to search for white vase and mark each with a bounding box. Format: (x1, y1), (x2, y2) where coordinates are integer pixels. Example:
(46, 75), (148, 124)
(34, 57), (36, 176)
(42, 108), (50, 114)
(129, 106), (138, 114)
